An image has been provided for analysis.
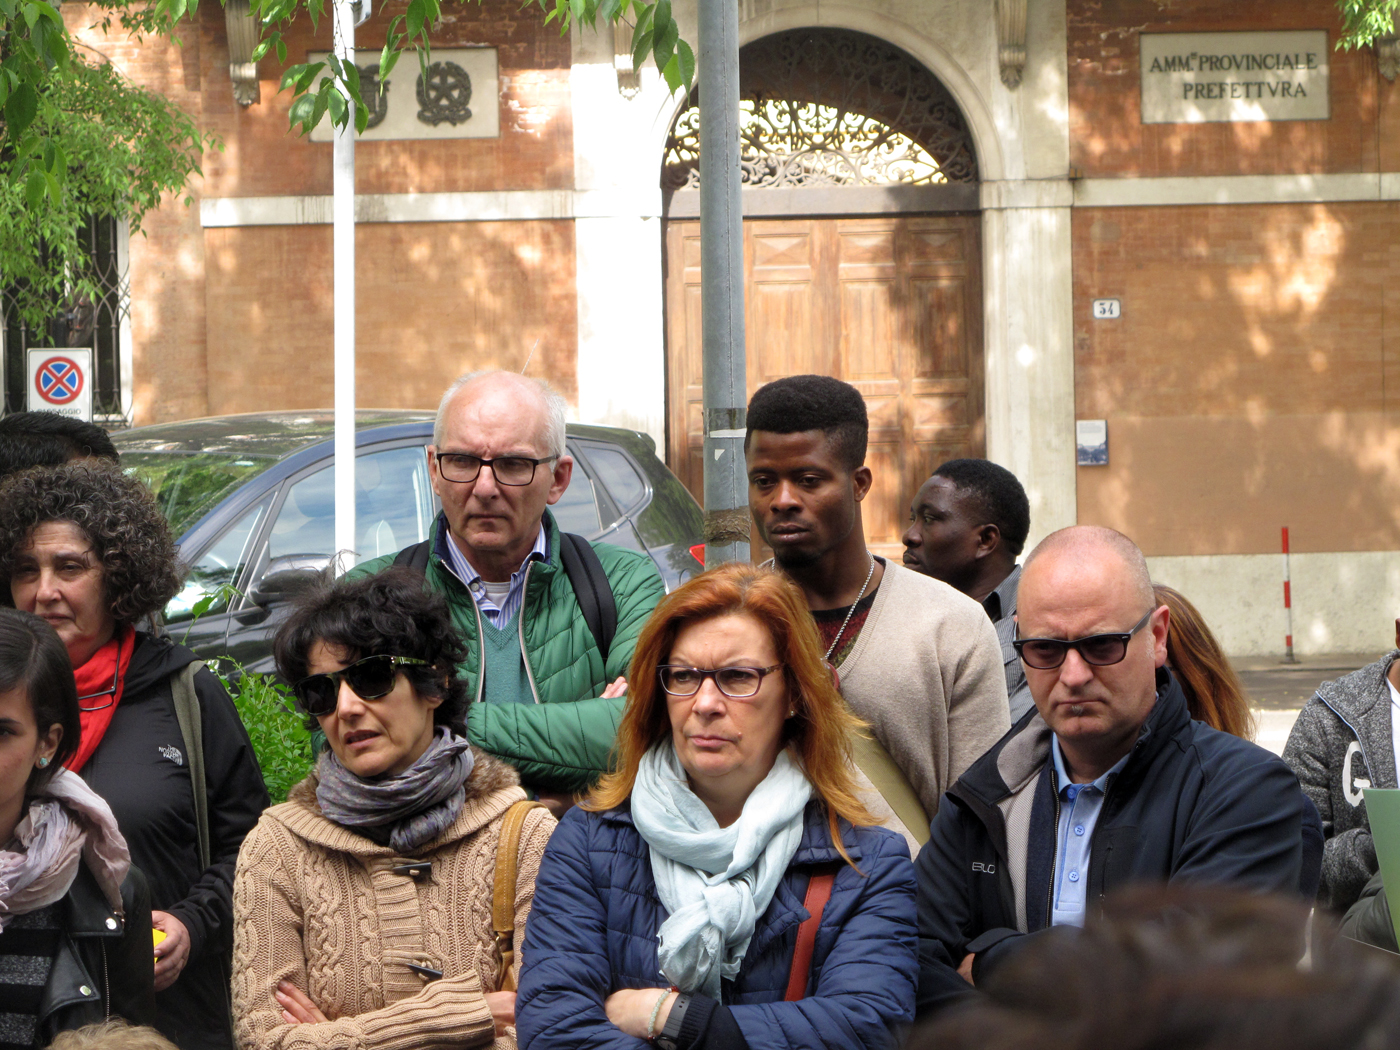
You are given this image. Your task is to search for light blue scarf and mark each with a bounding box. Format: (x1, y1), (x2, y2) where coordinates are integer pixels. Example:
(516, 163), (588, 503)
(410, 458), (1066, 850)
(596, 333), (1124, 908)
(631, 742), (813, 998)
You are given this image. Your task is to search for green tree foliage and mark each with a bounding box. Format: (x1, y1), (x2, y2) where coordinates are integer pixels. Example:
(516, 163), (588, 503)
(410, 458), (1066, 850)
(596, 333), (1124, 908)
(248, 0), (693, 137)
(1338, 0), (1400, 48)
(1, 2), (216, 331)
(221, 659), (317, 804)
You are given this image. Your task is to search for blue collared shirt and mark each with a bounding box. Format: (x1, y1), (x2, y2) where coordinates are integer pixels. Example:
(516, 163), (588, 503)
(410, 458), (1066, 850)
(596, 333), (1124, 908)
(439, 522), (548, 628)
(1049, 737), (1130, 928)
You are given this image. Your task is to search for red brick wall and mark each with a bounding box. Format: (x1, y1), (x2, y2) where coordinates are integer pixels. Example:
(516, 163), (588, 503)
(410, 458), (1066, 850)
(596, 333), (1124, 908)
(1073, 202), (1400, 555)
(1068, 0), (1395, 177)
(203, 220), (579, 414)
(1070, 1), (1400, 556)
(64, 0), (577, 425)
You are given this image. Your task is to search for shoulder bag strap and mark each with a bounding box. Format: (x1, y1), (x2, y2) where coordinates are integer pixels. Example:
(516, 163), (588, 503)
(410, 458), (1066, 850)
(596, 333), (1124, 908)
(392, 539), (433, 574)
(558, 532), (618, 662)
(785, 867), (838, 1001)
(171, 661), (211, 872)
(849, 729), (930, 847)
(493, 799), (546, 992)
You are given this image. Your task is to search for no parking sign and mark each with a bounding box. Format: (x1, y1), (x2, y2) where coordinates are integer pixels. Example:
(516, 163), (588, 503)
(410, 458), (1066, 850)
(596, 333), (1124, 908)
(27, 349), (92, 421)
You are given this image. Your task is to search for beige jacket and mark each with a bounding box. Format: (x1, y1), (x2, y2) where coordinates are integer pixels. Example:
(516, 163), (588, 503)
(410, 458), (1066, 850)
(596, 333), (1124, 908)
(232, 750), (556, 1050)
(839, 561), (1012, 822)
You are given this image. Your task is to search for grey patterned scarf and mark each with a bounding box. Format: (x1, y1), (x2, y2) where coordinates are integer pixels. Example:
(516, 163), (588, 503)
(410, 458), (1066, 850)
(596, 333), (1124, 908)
(315, 727), (475, 851)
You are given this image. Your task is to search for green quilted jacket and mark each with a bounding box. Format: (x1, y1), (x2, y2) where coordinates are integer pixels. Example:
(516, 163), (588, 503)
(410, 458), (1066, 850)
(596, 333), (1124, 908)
(351, 511), (665, 793)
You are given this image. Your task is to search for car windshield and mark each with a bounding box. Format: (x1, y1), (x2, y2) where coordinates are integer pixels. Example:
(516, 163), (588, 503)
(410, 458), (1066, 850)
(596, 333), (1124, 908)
(123, 452), (279, 537)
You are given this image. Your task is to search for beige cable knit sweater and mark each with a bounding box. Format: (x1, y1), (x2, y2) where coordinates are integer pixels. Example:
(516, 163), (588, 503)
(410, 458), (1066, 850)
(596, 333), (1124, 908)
(839, 561), (1012, 821)
(232, 749), (555, 1050)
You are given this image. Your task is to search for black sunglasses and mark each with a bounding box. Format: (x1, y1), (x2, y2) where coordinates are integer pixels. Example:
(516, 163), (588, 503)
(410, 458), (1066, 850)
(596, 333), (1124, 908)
(293, 655), (430, 716)
(1013, 609), (1155, 671)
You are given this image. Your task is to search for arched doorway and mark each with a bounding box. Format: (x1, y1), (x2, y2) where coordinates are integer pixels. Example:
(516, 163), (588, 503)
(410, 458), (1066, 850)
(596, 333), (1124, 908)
(662, 28), (984, 556)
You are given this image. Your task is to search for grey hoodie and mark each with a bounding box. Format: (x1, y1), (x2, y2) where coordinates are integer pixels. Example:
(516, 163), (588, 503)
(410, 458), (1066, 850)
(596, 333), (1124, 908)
(1282, 651), (1400, 913)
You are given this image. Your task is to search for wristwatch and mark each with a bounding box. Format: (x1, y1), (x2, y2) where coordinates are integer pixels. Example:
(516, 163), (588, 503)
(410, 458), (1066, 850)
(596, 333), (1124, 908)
(653, 993), (691, 1050)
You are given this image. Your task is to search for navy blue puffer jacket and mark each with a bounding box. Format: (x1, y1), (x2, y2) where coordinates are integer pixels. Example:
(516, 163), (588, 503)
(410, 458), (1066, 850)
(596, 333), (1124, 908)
(517, 799), (917, 1050)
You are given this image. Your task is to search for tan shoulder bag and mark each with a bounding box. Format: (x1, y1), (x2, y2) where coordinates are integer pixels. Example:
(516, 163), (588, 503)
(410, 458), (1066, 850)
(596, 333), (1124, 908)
(493, 799), (546, 991)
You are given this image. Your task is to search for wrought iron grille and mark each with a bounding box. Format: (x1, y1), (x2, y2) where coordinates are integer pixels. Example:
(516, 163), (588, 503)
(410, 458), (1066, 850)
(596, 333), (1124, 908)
(1, 216), (130, 425)
(663, 29), (979, 192)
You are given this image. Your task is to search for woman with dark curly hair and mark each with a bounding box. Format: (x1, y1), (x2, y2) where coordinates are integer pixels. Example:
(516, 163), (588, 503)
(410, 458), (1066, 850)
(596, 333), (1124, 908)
(232, 568), (555, 1050)
(0, 461), (269, 1050)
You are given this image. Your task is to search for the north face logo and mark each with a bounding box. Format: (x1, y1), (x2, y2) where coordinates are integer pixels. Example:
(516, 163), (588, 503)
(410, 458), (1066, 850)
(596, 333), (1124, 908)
(159, 745), (184, 767)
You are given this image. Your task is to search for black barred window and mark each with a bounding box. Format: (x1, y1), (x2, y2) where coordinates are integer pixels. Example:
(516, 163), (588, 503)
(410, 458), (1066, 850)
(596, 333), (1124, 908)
(2, 216), (129, 424)
(663, 29), (978, 192)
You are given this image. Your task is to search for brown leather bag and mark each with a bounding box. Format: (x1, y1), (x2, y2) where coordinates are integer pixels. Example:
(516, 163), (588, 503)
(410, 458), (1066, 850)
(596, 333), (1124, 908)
(784, 867), (838, 1000)
(493, 799), (546, 992)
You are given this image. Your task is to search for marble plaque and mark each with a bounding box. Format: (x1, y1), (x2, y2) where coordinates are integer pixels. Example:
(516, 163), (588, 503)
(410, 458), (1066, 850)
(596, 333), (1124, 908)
(308, 47), (499, 142)
(1140, 31), (1329, 124)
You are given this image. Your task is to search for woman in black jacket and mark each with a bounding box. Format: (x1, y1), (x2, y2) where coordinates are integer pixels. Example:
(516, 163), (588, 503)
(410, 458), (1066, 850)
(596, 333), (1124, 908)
(0, 463), (270, 1050)
(0, 608), (154, 1044)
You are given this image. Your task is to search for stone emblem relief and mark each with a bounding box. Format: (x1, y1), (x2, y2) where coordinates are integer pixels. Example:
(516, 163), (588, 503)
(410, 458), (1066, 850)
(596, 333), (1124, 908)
(356, 64), (391, 130)
(417, 62), (474, 127)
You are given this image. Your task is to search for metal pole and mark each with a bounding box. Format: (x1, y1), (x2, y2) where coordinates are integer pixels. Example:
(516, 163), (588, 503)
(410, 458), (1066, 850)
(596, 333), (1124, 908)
(698, 0), (748, 567)
(1282, 525), (1296, 664)
(332, 0), (357, 566)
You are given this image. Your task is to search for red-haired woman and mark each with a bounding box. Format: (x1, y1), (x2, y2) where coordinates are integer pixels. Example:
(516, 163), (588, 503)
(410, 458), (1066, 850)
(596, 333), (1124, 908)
(1154, 585), (1256, 740)
(515, 563), (917, 1050)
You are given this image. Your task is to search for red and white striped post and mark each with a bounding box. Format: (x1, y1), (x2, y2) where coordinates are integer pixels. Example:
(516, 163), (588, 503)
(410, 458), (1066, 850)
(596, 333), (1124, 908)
(1282, 526), (1297, 664)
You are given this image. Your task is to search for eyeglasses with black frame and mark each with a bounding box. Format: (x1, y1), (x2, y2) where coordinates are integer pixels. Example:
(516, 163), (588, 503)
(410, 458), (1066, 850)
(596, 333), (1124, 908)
(433, 451), (559, 486)
(657, 664), (783, 700)
(294, 654), (431, 716)
(1012, 608), (1156, 671)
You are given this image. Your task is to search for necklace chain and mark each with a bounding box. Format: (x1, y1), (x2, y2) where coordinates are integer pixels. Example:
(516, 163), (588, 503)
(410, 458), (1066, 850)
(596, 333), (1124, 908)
(824, 551), (876, 662)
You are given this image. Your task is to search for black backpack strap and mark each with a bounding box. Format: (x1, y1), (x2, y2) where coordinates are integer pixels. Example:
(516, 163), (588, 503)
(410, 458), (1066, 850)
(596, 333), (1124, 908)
(393, 539), (432, 574)
(558, 533), (617, 663)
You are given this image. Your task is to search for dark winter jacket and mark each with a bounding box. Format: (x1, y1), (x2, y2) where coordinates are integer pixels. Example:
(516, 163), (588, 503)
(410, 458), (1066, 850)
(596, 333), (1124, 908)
(80, 632), (270, 1050)
(915, 668), (1320, 1018)
(353, 511), (665, 793)
(1282, 652), (1399, 913)
(516, 799), (918, 1050)
(38, 864), (156, 1041)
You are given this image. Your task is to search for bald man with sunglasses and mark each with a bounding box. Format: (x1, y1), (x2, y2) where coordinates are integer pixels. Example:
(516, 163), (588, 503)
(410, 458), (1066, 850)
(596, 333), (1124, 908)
(913, 526), (1321, 1018)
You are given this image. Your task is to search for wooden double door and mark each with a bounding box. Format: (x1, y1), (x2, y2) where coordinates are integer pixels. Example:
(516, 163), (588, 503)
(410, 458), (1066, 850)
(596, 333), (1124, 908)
(664, 214), (985, 556)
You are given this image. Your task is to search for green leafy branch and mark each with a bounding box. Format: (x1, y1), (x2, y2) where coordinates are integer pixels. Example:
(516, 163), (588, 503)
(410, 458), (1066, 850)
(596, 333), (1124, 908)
(0, 18), (215, 330)
(135, 0), (694, 137)
(179, 587), (315, 804)
(1, 0), (72, 205)
(216, 656), (316, 804)
(1337, 0), (1400, 48)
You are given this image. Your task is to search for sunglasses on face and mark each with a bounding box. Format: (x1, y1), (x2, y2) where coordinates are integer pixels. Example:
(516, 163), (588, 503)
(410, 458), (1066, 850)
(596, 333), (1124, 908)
(1012, 608), (1155, 671)
(657, 664), (782, 700)
(293, 654), (431, 716)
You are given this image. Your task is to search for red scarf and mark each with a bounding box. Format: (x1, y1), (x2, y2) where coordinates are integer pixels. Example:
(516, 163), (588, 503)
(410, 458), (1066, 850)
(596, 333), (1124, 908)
(66, 625), (136, 773)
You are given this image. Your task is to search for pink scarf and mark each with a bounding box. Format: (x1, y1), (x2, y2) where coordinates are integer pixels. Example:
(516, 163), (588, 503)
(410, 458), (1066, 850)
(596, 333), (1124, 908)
(0, 768), (130, 929)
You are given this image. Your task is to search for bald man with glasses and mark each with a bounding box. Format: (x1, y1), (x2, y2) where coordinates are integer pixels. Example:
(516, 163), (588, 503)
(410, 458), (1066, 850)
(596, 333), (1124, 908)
(913, 526), (1321, 1018)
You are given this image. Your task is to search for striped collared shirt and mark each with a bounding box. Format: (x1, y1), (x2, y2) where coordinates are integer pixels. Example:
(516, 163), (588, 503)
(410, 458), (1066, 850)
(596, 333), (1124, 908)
(440, 524), (549, 628)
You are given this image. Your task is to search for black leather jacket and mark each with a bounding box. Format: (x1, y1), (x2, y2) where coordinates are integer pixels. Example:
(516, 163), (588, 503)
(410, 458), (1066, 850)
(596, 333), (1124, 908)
(38, 863), (156, 1041)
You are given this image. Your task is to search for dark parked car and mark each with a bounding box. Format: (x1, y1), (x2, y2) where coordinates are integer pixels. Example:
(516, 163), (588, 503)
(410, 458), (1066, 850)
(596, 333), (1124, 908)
(114, 411), (704, 672)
